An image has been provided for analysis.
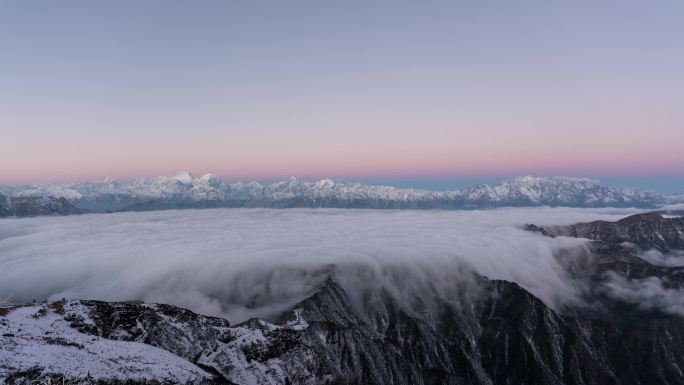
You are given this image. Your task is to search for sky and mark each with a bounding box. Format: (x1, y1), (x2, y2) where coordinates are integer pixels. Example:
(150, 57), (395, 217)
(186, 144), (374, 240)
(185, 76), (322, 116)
(1, 1), (683, 191)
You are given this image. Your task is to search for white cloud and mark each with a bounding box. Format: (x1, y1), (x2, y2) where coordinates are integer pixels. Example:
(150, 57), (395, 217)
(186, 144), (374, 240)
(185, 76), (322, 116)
(602, 272), (684, 316)
(638, 249), (684, 267)
(0, 207), (644, 322)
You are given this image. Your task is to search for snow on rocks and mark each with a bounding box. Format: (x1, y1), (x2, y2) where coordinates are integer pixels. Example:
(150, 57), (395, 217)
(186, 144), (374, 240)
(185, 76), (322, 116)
(0, 300), (316, 384)
(0, 302), (212, 383)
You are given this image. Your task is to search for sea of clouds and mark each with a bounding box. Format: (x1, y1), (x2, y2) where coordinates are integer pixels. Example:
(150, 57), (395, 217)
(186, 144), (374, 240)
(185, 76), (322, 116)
(0, 207), (659, 322)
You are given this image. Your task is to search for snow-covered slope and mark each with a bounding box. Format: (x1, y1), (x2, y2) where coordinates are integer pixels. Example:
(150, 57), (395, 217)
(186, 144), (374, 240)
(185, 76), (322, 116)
(0, 302), (213, 384)
(0, 173), (675, 213)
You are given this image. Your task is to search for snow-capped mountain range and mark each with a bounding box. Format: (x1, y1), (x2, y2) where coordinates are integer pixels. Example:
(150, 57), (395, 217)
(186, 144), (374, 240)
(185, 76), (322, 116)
(0, 173), (680, 214)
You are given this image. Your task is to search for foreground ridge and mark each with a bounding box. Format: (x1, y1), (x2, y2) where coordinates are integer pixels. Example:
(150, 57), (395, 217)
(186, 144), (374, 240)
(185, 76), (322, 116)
(3, 278), (684, 384)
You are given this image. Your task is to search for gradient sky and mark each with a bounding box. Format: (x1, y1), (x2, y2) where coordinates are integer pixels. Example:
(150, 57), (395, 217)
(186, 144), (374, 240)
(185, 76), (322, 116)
(1, 1), (683, 191)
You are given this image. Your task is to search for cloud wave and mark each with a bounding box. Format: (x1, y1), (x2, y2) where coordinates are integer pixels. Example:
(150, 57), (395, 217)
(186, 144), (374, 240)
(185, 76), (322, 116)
(0, 207), (642, 322)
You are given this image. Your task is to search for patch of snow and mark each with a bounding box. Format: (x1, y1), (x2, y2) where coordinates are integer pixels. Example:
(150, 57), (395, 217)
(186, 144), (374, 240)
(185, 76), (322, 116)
(0, 303), (212, 382)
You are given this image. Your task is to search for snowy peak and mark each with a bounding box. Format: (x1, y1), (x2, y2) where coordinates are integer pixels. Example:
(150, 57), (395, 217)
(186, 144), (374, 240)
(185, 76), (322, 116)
(313, 178), (336, 189)
(172, 171), (195, 184)
(198, 173), (220, 184)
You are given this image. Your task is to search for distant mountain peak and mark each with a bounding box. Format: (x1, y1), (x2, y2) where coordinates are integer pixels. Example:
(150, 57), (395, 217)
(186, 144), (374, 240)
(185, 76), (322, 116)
(97, 176), (120, 184)
(172, 171), (194, 184)
(198, 173), (219, 182)
(314, 178), (336, 188)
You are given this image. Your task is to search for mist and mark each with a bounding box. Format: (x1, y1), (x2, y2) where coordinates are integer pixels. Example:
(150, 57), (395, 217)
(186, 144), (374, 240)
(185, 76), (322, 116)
(638, 249), (684, 267)
(603, 272), (684, 316)
(0, 207), (644, 322)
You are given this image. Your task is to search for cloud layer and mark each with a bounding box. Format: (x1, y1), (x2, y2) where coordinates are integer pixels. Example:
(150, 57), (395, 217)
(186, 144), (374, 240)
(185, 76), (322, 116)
(0, 207), (643, 322)
(603, 272), (684, 316)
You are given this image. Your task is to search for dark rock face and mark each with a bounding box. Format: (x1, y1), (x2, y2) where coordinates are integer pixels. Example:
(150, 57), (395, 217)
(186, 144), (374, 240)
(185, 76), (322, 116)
(0, 195), (86, 218)
(64, 301), (232, 362)
(290, 277), (684, 385)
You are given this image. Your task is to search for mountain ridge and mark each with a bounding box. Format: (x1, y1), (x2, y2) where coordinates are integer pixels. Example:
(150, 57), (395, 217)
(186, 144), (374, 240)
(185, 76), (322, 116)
(1, 174), (679, 215)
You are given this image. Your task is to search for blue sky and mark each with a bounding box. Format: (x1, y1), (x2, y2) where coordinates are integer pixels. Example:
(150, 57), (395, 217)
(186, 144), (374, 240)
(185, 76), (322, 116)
(1, 1), (683, 192)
